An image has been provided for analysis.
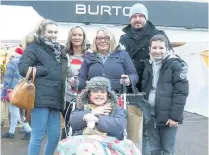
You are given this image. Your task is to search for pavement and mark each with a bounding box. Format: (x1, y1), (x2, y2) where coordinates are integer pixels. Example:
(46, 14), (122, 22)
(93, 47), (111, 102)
(1, 112), (208, 155)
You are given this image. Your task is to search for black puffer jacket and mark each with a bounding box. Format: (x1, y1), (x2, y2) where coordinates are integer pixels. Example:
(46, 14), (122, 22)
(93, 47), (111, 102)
(18, 42), (64, 110)
(119, 21), (171, 91)
(142, 56), (189, 124)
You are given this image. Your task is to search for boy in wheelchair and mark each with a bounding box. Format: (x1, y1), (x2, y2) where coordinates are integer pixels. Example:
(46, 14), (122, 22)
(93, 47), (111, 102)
(57, 77), (141, 155)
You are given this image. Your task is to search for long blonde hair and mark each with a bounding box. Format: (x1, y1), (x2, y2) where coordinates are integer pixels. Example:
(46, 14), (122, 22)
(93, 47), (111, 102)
(91, 28), (116, 53)
(65, 26), (87, 55)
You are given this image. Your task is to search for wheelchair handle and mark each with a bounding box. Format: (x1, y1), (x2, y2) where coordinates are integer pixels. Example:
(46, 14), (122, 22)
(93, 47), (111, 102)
(121, 77), (127, 94)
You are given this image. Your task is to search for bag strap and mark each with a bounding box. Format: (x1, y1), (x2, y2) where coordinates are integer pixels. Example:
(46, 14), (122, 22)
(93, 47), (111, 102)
(25, 67), (36, 121)
(25, 67), (33, 80)
(32, 67), (37, 83)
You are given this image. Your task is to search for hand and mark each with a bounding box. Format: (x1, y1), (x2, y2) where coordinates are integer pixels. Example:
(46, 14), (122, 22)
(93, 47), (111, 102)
(86, 49), (93, 53)
(83, 113), (99, 123)
(69, 76), (79, 87)
(166, 119), (178, 127)
(120, 74), (130, 86)
(91, 104), (112, 116)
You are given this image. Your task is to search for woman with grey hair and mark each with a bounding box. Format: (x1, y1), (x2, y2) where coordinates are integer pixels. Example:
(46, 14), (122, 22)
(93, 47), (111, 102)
(18, 19), (64, 155)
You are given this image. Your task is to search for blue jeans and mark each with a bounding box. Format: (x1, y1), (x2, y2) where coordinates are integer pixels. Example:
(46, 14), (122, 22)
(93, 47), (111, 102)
(28, 108), (60, 155)
(147, 118), (178, 155)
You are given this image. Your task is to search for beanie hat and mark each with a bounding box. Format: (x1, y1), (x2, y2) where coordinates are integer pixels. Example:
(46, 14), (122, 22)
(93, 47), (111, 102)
(77, 77), (118, 109)
(15, 47), (24, 55)
(129, 3), (148, 20)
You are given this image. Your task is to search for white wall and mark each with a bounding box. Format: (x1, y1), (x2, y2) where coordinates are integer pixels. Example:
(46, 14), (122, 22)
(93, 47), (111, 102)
(174, 42), (208, 117)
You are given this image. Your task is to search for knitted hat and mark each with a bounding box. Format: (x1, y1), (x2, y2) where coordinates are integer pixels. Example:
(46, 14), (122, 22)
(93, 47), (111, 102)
(15, 47), (24, 55)
(86, 77), (112, 92)
(77, 77), (118, 109)
(129, 3), (148, 20)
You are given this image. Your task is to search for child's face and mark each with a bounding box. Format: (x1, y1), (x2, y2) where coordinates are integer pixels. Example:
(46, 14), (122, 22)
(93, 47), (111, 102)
(89, 90), (108, 106)
(149, 40), (167, 61)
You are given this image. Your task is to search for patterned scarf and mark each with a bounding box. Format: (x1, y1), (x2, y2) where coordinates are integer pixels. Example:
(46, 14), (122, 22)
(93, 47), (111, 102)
(38, 36), (62, 63)
(97, 52), (111, 64)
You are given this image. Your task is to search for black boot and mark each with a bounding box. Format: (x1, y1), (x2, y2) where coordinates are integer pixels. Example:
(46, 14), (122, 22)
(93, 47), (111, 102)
(21, 132), (31, 140)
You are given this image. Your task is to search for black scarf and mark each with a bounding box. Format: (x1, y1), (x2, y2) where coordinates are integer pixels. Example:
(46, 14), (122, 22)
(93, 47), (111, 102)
(131, 23), (148, 40)
(38, 36), (62, 63)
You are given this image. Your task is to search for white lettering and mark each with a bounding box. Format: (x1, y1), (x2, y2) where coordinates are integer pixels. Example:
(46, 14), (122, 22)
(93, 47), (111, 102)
(101, 5), (111, 15)
(75, 4), (131, 16)
(112, 6), (122, 16)
(76, 4), (86, 14)
(88, 5), (99, 15)
(123, 7), (131, 16)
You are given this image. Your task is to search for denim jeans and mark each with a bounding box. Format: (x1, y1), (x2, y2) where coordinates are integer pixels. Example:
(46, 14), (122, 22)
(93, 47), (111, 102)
(28, 108), (60, 155)
(147, 118), (178, 155)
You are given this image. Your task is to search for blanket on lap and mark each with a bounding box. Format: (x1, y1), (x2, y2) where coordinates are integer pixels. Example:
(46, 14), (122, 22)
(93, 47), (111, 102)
(57, 135), (141, 155)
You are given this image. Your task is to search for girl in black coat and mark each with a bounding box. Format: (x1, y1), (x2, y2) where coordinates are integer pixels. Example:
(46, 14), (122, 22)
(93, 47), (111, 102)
(18, 19), (63, 155)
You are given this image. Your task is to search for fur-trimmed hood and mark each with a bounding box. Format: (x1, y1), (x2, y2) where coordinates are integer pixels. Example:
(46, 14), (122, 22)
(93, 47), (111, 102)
(77, 77), (118, 109)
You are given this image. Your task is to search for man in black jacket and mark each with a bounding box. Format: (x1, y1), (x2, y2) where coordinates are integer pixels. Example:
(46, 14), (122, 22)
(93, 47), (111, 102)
(119, 3), (171, 92)
(142, 34), (189, 155)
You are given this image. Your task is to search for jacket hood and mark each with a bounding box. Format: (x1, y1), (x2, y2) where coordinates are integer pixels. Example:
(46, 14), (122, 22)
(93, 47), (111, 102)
(162, 54), (188, 68)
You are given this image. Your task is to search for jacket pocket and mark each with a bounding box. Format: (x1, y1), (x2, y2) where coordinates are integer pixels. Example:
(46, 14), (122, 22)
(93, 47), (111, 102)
(35, 79), (61, 98)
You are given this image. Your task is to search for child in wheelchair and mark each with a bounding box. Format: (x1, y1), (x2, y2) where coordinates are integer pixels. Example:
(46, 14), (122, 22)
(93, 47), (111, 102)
(57, 77), (141, 155)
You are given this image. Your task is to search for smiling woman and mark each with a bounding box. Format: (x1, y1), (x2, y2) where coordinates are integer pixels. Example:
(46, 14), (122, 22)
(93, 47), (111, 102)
(78, 27), (139, 93)
(18, 19), (65, 155)
(61, 26), (87, 104)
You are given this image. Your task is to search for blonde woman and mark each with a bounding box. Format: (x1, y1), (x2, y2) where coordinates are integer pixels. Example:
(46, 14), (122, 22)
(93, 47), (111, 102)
(77, 28), (138, 92)
(60, 26), (89, 138)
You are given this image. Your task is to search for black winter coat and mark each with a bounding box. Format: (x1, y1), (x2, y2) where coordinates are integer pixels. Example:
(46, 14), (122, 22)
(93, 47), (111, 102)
(18, 42), (64, 110)
(119, 21), (170, 91)
(142, 56), (189, 124)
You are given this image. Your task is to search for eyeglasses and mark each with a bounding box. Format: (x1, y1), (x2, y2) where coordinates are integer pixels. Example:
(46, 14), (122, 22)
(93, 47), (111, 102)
(96, 36), (110, 42)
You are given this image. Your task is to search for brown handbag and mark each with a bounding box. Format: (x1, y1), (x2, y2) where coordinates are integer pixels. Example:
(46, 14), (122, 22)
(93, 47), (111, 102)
(9, 67), (36, 120)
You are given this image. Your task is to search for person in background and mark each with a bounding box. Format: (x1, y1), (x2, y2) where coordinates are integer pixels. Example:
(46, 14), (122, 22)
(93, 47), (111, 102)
(77, 28), (138, 93)
(142, 34), (189, 155)
(18, 19), (63, 155)
(1, 47), (31, 140)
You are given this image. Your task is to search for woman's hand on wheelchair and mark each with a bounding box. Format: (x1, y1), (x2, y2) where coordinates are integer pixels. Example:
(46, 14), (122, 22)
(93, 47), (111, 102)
(120, 74), (130, 86)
